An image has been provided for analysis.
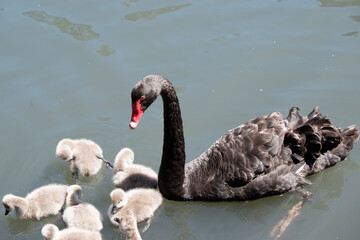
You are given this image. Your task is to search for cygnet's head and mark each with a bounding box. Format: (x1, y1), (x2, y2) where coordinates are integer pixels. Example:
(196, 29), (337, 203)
(41, 224), (59, 240)
(110, 189), (128, 214)
(68, 185), (82, 195)
(66, 185), (82, 206)
(114, 215), (136, 233)
(114, 148), (135, 172)
(2, 194), (16, 215)
(56, 139), (76, 161)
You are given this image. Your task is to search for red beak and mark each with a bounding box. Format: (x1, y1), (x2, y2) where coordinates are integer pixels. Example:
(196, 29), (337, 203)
(129, 99), (144, 129)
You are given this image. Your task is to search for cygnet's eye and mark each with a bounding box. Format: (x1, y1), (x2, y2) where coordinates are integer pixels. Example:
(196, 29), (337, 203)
(116, 201), (123, 208)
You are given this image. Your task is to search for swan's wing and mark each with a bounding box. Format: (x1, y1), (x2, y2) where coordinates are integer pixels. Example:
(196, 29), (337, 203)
(186, 111), (289, 189)
(220, 112), (289, 185)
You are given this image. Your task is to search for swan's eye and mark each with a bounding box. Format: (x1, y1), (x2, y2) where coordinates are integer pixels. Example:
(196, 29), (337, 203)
(140, 96), (145, 101)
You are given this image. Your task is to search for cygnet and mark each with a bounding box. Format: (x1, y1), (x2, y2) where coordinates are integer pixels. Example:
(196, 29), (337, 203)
(112, 148), (157, 190)
(114, 213), (142, 240)
(62, 185), (103, 231)
(41, 224), (102, 240)
(2, 184), (68, 220)
(56, 138), (113, 178)
(107, 188), (162, 237)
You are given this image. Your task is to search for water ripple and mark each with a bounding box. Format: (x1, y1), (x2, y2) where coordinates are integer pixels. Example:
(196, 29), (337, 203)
(124, 3), (191, 21)
(318, 0), (360, 7)
(22, 11), (100, 41)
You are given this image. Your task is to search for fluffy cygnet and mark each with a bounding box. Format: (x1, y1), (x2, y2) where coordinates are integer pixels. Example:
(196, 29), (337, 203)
(56, 138), (113, 178)
(107, 188), (162, 234)
(2, 184), (68, 220)
(114, 213), (142, 240)
(41, 224), (102, 240)
(62, 185), (103, 232)
(112, 148), (158, 191)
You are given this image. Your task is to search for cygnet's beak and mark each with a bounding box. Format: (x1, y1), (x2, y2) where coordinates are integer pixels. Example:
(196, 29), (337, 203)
(111, 206), (117, 214)
(5, 209), (10, 215)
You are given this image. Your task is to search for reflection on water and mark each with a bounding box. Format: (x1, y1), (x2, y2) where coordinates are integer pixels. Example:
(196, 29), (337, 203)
(96, 45), (116, 56)
(161, 158), (353, 239)
(162, 201), (198, 240)
(349, 15), (360, 23)
(6, 214), (62, 236)
(122, 0), (140, 7)
(211, 33), (240, 42)
(124, 3), (191, 21)
(22, 11), (100, 41)
(310, 157), (359, 211)
(318, 0), (360, 7)
(270, 200), (304, 239)
(342, 31), (359, 37)
(40, 157), (106, 187)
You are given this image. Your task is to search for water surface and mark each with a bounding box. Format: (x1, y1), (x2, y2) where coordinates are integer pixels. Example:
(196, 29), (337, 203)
(1, 0), (360, 239)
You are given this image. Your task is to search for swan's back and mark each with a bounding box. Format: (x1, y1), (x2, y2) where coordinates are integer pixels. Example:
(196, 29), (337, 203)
(183, 107), (359, 200)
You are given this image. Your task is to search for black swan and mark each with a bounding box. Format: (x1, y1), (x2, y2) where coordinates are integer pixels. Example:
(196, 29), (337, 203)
(129, 75), (359, 201)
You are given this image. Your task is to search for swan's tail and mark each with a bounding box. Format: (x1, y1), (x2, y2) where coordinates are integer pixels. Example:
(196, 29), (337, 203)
(311, 125), (359, 173)
(284, 107), (358, 171)
(330, 125), (359, 159)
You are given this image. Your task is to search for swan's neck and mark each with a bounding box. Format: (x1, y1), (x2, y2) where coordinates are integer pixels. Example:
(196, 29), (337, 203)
(158, 80), (186, 200)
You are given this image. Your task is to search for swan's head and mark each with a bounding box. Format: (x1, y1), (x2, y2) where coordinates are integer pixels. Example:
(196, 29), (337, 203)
(130, 75), (164, 129)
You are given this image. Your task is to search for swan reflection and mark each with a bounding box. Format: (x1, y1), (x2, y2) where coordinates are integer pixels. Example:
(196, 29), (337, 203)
(161, 157), (354, 239)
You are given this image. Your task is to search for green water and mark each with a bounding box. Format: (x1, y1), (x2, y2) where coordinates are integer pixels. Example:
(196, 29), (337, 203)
(1, 0), (360, 239)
